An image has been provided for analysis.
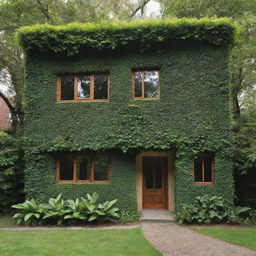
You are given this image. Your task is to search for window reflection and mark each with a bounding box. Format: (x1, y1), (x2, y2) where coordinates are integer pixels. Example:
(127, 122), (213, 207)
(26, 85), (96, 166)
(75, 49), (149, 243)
(144, 71), (159, 98)
(78, 76), (90, 99)
(58, 74), (109, 101)
(133, 70), (159, 99)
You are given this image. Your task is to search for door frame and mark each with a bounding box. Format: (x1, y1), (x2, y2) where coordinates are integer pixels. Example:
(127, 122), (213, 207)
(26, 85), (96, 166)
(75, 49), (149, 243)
(136, 152), (175, 211)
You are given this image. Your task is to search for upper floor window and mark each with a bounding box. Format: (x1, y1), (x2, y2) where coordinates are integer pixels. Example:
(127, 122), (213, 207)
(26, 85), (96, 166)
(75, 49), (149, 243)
(56, 154), (110, 183)
(194, 153), (214, 185)
(57, 74), (109, 102)
(132, 70), (160, 99)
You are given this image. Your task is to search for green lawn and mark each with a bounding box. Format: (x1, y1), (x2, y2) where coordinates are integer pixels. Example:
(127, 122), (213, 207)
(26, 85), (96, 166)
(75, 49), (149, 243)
(192, 227), (256, 250)
(0, 228), (162, 256)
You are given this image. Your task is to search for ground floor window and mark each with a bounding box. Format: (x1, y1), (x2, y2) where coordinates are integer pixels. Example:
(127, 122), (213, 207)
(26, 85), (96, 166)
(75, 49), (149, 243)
(56, 154), (110, 183)
(193, 153), (214, 185)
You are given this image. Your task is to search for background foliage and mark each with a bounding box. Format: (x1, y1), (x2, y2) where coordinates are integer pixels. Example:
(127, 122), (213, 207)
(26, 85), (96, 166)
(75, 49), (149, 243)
(0, 131), (24, 212)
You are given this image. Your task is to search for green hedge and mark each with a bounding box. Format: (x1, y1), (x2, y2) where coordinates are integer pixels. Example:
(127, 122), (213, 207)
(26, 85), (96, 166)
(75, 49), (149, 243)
(17, 18), (236, 57)
(0, 132), (24, 211)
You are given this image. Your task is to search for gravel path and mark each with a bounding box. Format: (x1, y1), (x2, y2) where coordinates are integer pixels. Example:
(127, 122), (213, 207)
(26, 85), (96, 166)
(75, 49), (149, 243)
(142, 223), (256, 256)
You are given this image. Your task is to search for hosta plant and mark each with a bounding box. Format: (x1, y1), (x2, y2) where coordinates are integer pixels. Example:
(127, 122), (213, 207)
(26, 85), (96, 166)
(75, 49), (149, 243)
(176, 195), (252, 225)
(12, 199), (44, 225)
(64, 198), (87, 222)
(81, 193), (119, 222)
(42, 194), (68, 225)
(12, 193), (120, 226)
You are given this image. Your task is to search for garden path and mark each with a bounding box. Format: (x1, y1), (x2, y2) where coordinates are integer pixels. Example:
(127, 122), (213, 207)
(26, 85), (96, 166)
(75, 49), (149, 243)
(142, 222), (256, 256)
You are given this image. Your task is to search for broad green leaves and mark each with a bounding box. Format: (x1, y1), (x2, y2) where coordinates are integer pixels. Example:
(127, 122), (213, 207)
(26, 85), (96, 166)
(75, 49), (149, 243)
(12, 193), (120, 225)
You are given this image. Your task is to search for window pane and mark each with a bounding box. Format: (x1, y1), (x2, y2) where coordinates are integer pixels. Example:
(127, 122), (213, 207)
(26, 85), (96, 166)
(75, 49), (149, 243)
(61, 76), (74, 100)
(77, 156), (90, 180)
(145, 169), (154, 188)
(78, 76), (90, 99)
(155, 169), (162, 189)
(59, 156), (73, 180)
(94, 75), (108, 99)
(93, 156), (109, 180)
(204, 156), (213, 182)
(134, 72), (142, 97)
(144, 71), (159, 98)
(194, 157), (202, 182)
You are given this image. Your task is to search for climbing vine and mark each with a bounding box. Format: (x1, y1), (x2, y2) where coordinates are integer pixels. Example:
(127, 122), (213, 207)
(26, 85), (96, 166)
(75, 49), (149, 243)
(22, 20), (235, 210)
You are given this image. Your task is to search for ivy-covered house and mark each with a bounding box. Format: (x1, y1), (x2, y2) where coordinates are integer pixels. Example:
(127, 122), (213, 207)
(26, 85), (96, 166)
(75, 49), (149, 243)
(18, 19), (236, 212)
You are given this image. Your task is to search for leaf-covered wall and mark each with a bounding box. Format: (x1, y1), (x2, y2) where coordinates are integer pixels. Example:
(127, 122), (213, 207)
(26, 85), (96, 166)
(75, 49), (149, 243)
(23, 21), (235, 210)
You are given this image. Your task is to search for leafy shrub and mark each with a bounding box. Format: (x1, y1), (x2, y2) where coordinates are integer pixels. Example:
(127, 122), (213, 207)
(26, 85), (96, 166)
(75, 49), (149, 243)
(42, 194), (67, 225)
(0, 132), (24, 212)
(12, 199), (44, 225)
(176, 195), (251, 224)
(234, 209), (256, 225)
(119, 210), (140, 223)
(64, 198), (87, 222)
(12, 193), (119, 226)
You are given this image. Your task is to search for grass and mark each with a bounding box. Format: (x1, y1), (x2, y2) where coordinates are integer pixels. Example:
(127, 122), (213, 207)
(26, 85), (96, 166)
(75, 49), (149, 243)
(0, 228), (162, 256)
(0, 214), (15, 227)
(192, 227), (256, 250)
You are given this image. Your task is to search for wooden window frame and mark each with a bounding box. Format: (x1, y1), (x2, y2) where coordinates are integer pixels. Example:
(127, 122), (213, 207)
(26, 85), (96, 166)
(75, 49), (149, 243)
(132, 70), (160, 99)
(193, 153), (214, 185)
(56, 154), (111, 183)
(57, 74), (110, 102)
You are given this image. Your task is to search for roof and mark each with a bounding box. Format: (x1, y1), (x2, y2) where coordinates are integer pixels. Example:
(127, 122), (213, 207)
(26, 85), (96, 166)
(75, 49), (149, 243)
(16, 18), (236, 57)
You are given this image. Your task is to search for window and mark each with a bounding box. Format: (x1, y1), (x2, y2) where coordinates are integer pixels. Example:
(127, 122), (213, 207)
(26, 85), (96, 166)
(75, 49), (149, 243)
(56, 154), (110, 183)
(194, 153), (214, 185)
(132, 70), (159, 99)
(57, 74), (109, 102)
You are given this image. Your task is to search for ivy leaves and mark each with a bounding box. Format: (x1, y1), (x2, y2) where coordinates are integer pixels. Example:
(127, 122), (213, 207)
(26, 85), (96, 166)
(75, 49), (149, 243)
(17, 18), (236, 57)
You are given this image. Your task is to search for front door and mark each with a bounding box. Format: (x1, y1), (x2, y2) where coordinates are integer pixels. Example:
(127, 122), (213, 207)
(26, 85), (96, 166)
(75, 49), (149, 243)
(142, 156), (168, 209)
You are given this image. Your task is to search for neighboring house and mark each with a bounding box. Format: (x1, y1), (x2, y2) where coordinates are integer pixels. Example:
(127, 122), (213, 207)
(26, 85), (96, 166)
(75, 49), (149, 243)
(0, 97), (11, 131)
(18, 19), (235, 212)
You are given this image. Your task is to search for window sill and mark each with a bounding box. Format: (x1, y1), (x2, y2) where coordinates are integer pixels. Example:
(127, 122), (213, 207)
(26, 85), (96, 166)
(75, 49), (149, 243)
(194, 182), (214, 185)
(56, 100), (109, 103)
(56, 180), (110, 184)
(132, 97), (160, 101)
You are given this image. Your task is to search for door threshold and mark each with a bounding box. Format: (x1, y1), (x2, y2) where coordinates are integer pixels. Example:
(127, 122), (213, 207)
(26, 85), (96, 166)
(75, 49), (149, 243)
(140, 209), (175, 223)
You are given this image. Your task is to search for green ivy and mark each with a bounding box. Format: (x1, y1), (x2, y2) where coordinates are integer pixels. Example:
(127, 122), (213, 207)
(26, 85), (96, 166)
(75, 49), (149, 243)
(23, 22), (234, 210)
(17, 18), (236, 57)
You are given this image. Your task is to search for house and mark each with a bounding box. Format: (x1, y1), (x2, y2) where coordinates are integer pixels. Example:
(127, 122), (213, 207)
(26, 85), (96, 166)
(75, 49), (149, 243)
(0, 97), (11, 131)
(18, 19), (235, 212)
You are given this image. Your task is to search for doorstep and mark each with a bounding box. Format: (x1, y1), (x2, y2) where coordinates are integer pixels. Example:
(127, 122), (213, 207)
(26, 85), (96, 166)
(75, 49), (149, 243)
(140, 209), (176, 223)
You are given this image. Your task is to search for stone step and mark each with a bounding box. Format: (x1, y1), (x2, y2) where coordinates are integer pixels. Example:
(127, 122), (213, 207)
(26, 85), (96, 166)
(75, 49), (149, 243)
(140, 209), (176, 223)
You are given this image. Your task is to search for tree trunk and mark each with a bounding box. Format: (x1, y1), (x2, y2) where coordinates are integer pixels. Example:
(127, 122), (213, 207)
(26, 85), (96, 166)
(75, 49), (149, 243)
(0, 91), (19, 133)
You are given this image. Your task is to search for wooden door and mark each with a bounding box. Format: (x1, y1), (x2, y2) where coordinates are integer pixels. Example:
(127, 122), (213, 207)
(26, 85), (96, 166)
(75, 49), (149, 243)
(142, 156), (168, 209)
